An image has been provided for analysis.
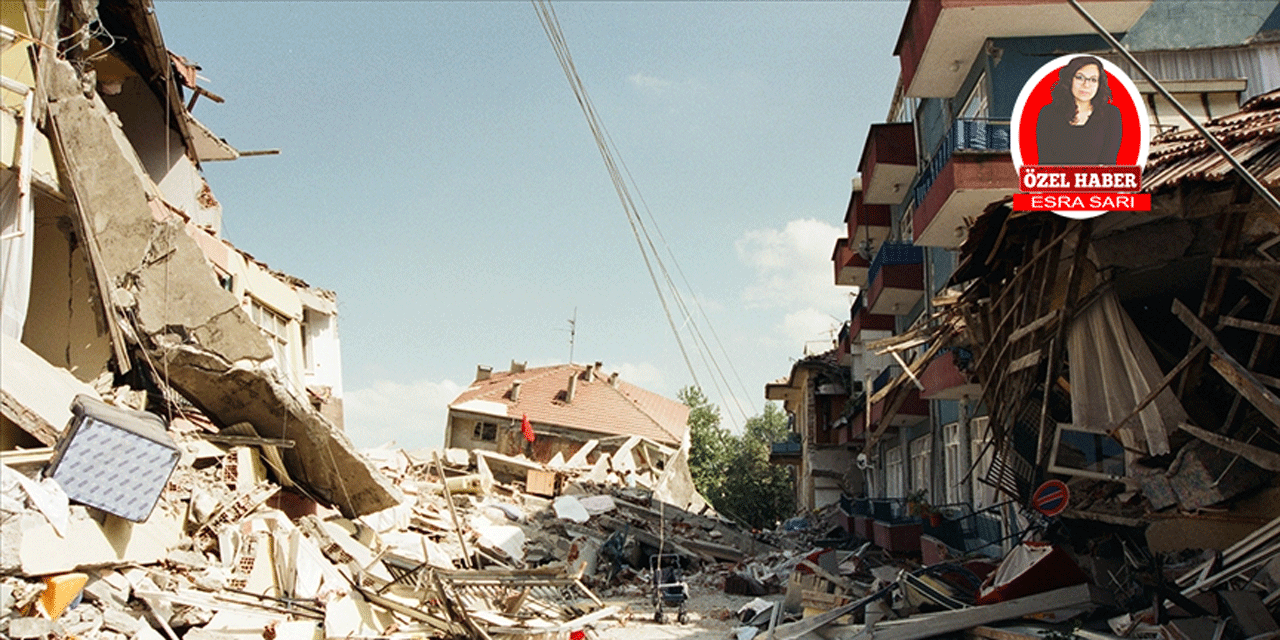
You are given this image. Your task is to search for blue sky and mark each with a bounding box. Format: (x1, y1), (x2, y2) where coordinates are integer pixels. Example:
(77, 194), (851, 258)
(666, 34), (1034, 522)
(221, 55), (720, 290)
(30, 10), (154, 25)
(154, 1), (907, 449)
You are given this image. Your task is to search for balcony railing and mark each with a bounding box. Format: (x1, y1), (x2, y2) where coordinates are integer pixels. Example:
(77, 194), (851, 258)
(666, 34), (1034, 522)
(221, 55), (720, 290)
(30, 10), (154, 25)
(770, 432), (802, 456)
(911, 118), (1011, 211)
(866, 241), (924, 287)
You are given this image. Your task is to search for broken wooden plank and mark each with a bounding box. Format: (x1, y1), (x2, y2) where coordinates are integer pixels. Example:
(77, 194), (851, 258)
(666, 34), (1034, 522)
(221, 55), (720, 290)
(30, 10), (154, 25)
(821, 583), (1099, 640)
(1219, 316), (1280, 337)
(199, 434), (295, 448)
(1106, 343), (1206, 441)
(0, 447), (56, 466)
(1208, 353), (1280, 429)
(1008, 350), (1042, 373)
(1007, 309), (1061, 343)
(1213, 258), (1280, 271)
(1178, 423), (1280, 471)
(1172, 298), (1280, 429)
(771, 580), (898, 640)
(433, 450), (473, 569)
(799, 559), (858, 594)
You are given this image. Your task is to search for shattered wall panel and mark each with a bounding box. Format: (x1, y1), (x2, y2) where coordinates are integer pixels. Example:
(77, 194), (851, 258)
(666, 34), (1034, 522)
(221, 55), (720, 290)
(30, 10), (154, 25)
(39, 56), (399, 517)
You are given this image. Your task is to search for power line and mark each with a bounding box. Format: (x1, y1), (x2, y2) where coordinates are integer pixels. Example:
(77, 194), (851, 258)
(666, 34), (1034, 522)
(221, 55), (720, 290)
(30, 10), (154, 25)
(532, 1), (757, 428)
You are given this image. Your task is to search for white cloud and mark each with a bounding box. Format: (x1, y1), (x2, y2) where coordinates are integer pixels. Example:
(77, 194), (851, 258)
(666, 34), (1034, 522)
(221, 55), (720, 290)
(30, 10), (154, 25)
(613, 361), (668, 393)
(629, 72), (673, 94)
(736, 218), (845, 310)
(344, 378), (465, 451)
(780, 307), (842, 351)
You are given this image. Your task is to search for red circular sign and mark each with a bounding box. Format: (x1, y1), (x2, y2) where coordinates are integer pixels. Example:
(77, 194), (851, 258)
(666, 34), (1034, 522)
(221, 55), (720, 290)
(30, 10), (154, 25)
(1032, 479), (1070, 517)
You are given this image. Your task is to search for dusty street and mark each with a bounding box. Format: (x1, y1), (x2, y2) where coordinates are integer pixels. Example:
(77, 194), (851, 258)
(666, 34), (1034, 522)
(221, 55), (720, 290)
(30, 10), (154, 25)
(592, 589), (781, 640)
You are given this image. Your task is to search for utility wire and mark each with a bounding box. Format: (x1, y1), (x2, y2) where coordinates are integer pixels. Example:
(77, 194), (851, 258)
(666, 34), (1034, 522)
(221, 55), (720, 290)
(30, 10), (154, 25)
(534, 2), (707, 390)
(534, 1), (759, 430)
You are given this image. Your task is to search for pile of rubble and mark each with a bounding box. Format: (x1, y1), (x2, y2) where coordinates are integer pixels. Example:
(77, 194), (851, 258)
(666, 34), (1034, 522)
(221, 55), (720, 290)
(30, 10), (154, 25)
(0, 389), (792, 640)
(727, 517), (1280, 640)
(4, 387), (1279, 640)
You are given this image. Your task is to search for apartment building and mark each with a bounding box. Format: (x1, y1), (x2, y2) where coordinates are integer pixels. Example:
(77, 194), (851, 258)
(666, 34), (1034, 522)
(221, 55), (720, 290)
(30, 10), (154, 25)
(774, 0), (1280, 558)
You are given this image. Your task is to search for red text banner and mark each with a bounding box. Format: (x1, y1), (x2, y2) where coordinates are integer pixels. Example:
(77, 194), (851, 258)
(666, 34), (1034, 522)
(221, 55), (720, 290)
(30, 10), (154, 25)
(1013, 193), (1151, 212)
(1019, 165), (1143, 193)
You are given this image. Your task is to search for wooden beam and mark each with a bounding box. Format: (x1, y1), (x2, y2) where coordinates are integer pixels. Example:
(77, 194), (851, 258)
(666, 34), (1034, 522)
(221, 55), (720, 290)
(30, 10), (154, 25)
(1037, 220), (1093, 471)
(1105, 343), (1205, 443)
(200, 434), (295, 448)
(1213, 258), (1280, 271)
(1177, 423), (1280, 471)
(434, 451), (473, 569)
(822, 584), (1099, 640)
(1008, 350), (1041, 373)
(1208, 353), (1280, 429)
(1007, 309), (1061, 343)
(1219, 316), (1280, 337)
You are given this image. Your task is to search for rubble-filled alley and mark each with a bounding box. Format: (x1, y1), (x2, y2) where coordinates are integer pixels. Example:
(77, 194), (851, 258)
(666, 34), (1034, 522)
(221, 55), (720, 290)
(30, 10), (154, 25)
(5, 0), (1280, 639)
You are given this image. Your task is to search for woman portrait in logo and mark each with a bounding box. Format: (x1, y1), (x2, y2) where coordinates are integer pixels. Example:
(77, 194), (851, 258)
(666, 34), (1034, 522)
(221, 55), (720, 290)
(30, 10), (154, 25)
(1035, 55), (1123, 165)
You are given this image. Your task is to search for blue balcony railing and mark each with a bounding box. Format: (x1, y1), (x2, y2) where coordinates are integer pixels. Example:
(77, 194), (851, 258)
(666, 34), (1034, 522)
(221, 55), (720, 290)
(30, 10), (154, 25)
(867, 241), (924, 286)
(911, 118), (1011, 211)
(770, 431), (802, 456)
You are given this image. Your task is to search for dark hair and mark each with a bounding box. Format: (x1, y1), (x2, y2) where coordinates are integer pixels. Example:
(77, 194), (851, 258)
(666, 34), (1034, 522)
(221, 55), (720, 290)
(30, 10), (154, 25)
(1046, 55), (1112, 124)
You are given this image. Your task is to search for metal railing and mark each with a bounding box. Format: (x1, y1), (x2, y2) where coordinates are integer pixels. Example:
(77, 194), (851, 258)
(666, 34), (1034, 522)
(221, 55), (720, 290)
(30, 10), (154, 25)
(912, 118), (1012, 211)
(866, 241), (924, 287)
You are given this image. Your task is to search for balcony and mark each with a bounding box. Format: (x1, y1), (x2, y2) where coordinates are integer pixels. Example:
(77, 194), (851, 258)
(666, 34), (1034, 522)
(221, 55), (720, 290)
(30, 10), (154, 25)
(919, 348), (981, 401)
(850, 291), (896, 338)
(912, 118), (1017, 249)
(770, 432), (802, 466)
(845, 186), (892, 249)
(844, 393), (868, 445)
(832, 237), (871, 287)
(893, 0), (1153, 99)
(866, 242), (924, 316)
(837, 322), (855, 367)
(859, 123), (918, 205)
(869, 386), (929, 429)
(868, 366), (929, 429)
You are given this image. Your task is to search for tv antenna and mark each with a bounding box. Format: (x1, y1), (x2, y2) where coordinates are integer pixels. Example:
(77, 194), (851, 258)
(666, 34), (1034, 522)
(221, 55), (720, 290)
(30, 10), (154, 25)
(567, 308), (577, 364)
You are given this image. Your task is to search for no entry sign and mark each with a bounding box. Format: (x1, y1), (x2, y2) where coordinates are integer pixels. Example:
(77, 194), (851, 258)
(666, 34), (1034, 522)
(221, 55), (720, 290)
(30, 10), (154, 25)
(1032, 479), (1070, 517)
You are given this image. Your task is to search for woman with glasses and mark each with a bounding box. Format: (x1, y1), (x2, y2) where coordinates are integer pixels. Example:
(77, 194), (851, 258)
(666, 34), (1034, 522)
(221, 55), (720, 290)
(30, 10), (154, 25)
(1034, 55), (1123, 165)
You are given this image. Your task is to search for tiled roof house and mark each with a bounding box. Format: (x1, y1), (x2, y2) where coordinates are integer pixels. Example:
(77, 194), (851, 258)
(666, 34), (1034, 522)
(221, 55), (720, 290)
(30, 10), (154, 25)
(445, 361), (689, 462)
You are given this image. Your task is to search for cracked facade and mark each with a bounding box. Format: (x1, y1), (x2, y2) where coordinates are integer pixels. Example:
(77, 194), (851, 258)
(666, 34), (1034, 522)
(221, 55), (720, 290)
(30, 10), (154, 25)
(1, 0), (398, 516)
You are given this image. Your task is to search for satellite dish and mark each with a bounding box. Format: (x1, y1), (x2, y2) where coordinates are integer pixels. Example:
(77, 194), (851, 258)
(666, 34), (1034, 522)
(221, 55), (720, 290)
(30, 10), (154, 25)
(856, 453), (870, 470)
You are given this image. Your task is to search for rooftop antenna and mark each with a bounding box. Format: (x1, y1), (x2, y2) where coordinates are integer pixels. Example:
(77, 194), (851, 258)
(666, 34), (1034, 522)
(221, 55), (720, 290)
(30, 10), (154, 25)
(567, 307), (577, 365)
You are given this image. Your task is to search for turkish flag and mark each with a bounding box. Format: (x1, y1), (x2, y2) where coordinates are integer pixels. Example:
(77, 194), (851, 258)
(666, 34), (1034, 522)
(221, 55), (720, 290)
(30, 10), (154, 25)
(521, 414), (535, 443)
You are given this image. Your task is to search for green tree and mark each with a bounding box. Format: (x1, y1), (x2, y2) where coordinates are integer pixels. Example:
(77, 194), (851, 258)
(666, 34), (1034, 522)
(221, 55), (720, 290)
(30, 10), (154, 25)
(680, 389), (795, 529)
(718, 402), (795, 529)
(679, 386), (728, 501)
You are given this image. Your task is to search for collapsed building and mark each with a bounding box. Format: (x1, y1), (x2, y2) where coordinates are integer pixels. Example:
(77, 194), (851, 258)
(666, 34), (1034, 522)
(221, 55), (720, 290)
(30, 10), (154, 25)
(775, 0), (1280, 557)
(0, 0), (395, 516)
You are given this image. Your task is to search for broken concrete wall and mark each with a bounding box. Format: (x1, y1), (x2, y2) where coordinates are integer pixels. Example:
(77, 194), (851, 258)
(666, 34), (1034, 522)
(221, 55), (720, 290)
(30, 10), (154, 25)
(98, 74), (222, 232)
(38, 54), (399, 517)
(22, 188), (113, 382)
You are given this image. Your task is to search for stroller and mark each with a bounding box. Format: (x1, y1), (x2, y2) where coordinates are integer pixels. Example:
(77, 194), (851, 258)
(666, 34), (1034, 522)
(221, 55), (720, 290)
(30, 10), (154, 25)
(649, 554), (689, 623)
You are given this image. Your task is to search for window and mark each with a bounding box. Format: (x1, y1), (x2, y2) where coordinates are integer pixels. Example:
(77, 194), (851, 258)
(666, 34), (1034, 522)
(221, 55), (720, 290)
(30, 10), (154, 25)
(960, 71), (989, 120)
(1049, 424), (1126, 480)
(969, 417), (997, 510)
(473, 422), (497, 442)
(910, 435), (932, 498)
(885, 446), (904, 499)
(944, 422), (964, 504)
(216, 269), (234, 292)
(248, 298), (292, 375)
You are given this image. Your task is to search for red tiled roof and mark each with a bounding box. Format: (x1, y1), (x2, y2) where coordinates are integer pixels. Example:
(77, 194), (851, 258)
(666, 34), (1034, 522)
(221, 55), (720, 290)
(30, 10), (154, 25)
(447, 364), (688, 445)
